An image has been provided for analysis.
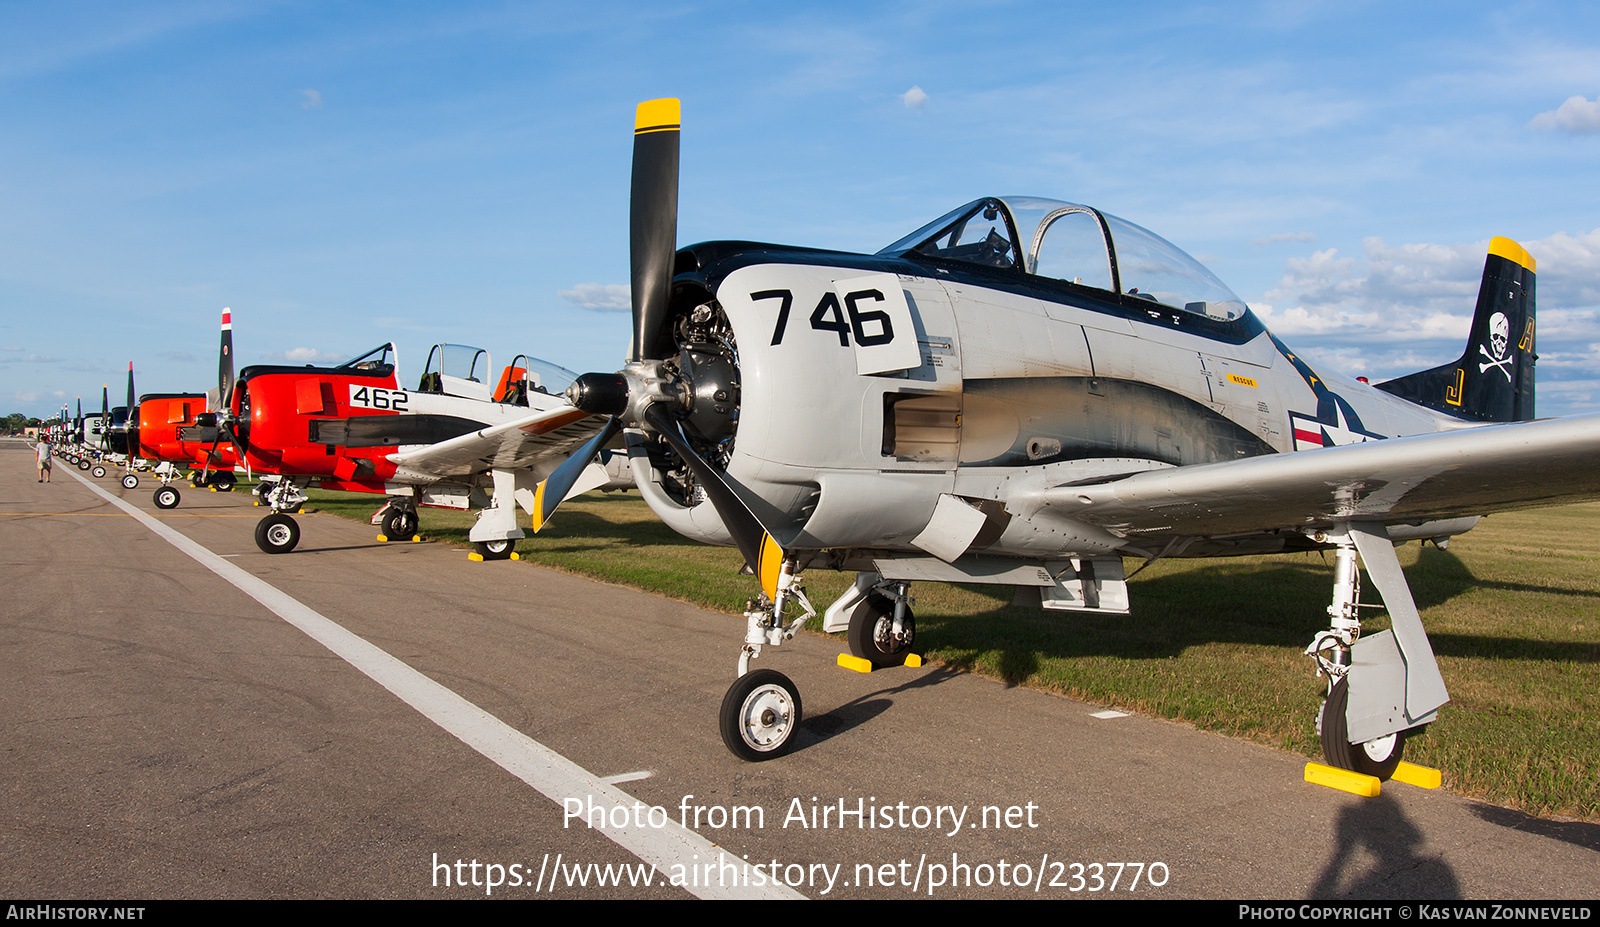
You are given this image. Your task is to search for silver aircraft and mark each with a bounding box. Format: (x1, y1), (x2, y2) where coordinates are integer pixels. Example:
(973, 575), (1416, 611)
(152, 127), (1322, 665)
(537, 98), (1600, 770)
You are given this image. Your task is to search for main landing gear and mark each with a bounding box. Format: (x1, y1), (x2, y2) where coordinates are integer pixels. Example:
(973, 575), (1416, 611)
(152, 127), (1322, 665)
(472, 538), (516, 561)
(373, 499), (420, 542)
(845, 583), (916, 668)
(1303, 525), (1446, 780)
(253, 479), (309, 554)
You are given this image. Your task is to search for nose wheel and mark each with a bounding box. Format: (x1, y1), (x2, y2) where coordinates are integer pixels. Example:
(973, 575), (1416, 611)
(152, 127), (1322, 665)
(153, 486), (181, 509)
(255, 513), (301, 554)
(719, 669), (802, 761)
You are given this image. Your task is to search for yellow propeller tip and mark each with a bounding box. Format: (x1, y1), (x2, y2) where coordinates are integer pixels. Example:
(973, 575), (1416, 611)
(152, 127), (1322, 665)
(635, 98), (680, 134)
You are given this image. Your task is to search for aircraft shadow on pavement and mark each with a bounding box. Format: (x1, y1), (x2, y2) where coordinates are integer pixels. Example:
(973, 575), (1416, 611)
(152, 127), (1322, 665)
(1465, 802), (1600, 853)
(796, 665), (969, 755)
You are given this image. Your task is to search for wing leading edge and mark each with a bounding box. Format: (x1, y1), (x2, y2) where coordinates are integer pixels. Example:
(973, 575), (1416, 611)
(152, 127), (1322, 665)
(386, 404), (606, 480)
(1040, 412), (1600, 540)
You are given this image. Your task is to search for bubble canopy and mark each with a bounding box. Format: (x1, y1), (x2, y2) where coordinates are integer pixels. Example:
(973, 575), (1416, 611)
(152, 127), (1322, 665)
(879, 196), (1249, 322)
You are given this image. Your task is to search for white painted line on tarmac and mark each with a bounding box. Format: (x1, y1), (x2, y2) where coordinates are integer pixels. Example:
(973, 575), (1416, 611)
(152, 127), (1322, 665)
(602, 771), (654, 785)
(70, 469), (801, 900)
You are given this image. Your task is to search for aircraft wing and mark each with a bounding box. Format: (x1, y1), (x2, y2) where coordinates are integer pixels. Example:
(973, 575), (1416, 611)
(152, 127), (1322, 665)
(386, 405), (608, 480)
(1042, 412), (1600, 539)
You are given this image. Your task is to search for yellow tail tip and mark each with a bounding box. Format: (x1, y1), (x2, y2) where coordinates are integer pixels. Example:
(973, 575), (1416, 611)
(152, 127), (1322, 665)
(1489, 236), (1536, 273)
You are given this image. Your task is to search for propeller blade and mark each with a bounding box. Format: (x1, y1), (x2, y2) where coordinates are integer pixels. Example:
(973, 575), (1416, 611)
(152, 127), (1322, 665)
(218, 307), (234, 409)
(642, 405), (785, 600)
(126, 362), (135, 412)
(630, 98), (680, 363)
(530, 416), (623, 532)
(100, 386), (109, 450)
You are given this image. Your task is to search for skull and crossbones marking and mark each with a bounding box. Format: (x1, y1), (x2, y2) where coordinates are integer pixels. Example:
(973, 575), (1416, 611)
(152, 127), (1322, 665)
(1478, 312), (1514, 382)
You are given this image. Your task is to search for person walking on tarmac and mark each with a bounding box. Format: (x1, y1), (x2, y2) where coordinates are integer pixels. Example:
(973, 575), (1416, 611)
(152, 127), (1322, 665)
(36, 436), (52, 483)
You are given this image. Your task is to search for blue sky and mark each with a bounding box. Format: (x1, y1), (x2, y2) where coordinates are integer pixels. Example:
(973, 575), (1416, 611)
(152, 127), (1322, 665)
(4, 1), (1599, 420)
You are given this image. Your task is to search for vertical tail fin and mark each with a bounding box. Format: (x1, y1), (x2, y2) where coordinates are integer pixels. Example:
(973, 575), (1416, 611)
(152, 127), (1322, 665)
(1375, 236), (1536, 422)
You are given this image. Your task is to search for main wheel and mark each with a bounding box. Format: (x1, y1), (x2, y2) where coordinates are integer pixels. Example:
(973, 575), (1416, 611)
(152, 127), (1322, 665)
(212, 473), (236, 491)
(381, 508), (419, 541)
(77, 458), (91, 471)
(1319, 677), (1406, 779)
(153, 486), (181, 509)
(255, 513), (301, 554)
(121, 474), (139, 489)
(719, 669), (802, 761)
(473, 538), (514, 560)
(847, 594), (915, 667)
(92, 465), (107, 478)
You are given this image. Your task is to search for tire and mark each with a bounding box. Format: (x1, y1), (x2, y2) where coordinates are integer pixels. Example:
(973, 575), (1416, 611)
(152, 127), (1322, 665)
(255, 513), (300, 554)
(153, 486), (181, 510)
(77, 459), (91, 471)
(121, 474), (139, 489)
(474, 538), (514, 561)
(381, 508), (419, 541)
(719, 669), (802, 762)
(1320, 677), (1405, 779)
(847, 594), (915, 667)
(213, 473), (236, 492)
(92, 465), (107, 479)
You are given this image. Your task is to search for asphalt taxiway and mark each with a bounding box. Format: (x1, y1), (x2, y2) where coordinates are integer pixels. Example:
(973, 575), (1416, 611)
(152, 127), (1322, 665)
(2, 439), (1595, 899)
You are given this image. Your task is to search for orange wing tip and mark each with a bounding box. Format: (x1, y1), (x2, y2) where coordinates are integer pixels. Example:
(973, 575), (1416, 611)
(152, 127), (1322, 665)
(837, 653), (874, 674)
(1390, 761), (1441, 789)
(635, 98), (680, 134)
(1303, 762), (1380, 796)
(1489, 236), (1536, 273)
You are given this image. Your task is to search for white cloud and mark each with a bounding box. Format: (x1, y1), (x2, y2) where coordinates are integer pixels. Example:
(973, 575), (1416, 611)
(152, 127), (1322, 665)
(301, 88), (323, 109)
(901, 85), (928, 110)
(1259, 228), (1600, 338)
(1253, 228), (1600, 414)
(559, 283), (630, 311)
(274, 347), (346, 364)
(1529, 94), (1600, 134)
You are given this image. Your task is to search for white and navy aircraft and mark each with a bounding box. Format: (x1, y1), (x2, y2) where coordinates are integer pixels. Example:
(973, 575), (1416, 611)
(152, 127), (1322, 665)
(536, 99), (1600, 770)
